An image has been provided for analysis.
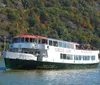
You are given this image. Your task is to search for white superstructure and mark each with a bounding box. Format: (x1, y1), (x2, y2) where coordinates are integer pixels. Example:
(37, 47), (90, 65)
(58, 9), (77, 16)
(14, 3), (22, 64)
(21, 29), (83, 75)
(4, 34), (99, 65)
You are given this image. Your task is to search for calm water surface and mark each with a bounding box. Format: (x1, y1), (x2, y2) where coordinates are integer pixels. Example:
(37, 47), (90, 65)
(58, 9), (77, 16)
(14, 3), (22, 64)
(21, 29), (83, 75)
(0, 57), (100, 85)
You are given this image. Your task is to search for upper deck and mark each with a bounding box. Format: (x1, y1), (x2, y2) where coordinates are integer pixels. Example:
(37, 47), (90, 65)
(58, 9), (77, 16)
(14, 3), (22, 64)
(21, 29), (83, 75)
(9, 34), (97, 52)
(9, 34), (78, 50)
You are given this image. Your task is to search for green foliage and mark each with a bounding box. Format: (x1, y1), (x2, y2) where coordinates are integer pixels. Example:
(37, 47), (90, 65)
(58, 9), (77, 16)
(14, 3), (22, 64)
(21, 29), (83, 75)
(0, 44), (3, 51)
(5, 0), (14, 7)
(28, 16), (36, 27)
(0, 0), (100, 49)
(7, 12), (17, 20)
(90, 35), (100, 49)
(6, 8), (20, 21)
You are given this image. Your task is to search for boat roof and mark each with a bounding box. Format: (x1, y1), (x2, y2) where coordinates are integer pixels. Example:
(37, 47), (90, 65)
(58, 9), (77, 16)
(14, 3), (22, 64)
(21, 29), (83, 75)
(15, 34), (79, 45)
(15, 34), (46, 39)
(47, 37), (79, 45)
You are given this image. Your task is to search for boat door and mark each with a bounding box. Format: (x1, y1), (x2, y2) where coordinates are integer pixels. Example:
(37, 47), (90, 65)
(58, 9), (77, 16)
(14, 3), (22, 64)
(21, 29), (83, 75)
(37, 55), (43, 61)
(35, 51), (43, 61)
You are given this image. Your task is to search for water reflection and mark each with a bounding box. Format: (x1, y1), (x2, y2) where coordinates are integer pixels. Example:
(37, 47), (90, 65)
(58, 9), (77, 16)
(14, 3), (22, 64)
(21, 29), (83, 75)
(0, 57), (100, 85)
(0, 69), (99, 85)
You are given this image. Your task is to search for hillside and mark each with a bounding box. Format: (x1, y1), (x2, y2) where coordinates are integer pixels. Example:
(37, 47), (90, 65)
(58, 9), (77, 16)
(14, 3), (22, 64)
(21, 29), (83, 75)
(0, 0), (100, 50)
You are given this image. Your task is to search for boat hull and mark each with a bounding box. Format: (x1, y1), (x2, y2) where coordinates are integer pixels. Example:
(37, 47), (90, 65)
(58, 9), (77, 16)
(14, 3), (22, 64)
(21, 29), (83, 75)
(4, 58), (99, 70)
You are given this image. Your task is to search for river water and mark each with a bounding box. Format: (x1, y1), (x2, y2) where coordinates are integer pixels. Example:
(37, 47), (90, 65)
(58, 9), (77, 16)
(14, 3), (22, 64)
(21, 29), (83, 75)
(0, 57), (100, 85)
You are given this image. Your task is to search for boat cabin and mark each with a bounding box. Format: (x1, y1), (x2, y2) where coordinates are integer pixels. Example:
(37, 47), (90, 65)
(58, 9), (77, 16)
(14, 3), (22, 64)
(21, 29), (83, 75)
(9, 34), (78, 50)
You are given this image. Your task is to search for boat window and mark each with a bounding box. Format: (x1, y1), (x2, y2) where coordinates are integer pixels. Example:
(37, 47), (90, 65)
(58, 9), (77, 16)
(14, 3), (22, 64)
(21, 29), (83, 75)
(66, 54), (72, 60)
(10, 40), (12, 44)
(83, 56), (90, 60)
(33, 38), (37, 43)
(60, 54), (73, 60)
(21, 37), (24, 42)
(53, 41), (58, 46)
(60, 54), (63, 59)
(63, 54), (66, 59)
(30, 38), (33, 42)
(25, 38), (29, 42)
(12, 39), (14, 43)
(63, 43), (66, 48)
(76, 45), (80, 49)
(38, 39), (42, 44)
(49, 40), (52, 46)
(79, 56), (81, 60)
(91, 56), (95, 60)
(12, 38), (17, 43)
(59, 42), (63, 47)
(70, 44), (74, 49)
(13, 38), (20, 43)
(17, 38), (21, 43)
(42, 39), (48, 44)
(87, 56), (90, 60)
(83, 56), (85, 60)
(74, 55), (79, 60)
(66, 42), (70, 48)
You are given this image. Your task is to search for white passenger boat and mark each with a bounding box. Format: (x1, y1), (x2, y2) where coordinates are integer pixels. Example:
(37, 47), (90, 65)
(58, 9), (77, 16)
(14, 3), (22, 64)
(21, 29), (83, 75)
(3, 34), (100, 69)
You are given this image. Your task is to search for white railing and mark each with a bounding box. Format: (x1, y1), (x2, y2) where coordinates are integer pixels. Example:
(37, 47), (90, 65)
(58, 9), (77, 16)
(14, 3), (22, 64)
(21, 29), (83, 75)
(9, 43), (48, 50)
(4, 51), (36, 60)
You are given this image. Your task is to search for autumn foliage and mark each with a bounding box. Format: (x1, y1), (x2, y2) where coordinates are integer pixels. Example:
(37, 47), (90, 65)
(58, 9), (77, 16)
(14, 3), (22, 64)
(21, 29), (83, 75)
(0, 0), (100, 49)
(82, 21), (87, 27)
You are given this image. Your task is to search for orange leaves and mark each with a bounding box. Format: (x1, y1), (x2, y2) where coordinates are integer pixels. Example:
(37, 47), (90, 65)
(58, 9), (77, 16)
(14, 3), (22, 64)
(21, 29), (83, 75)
(44, 21), (48, 26)
(71, 12), (74, 16)
(41, 24), (46, 28)
(89, 24), (93, 29)
(41, 21), (48, 28)
(72, 7), (78, 11)
(81, 20), (93, 29)
(35, 14), (40, 23)
(82, 21), (86, 27)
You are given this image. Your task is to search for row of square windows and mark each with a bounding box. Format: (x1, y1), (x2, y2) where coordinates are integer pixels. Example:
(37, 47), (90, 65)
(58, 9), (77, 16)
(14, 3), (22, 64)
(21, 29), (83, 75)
(11, 38), (74, 48)
(60, 54), (95, 60)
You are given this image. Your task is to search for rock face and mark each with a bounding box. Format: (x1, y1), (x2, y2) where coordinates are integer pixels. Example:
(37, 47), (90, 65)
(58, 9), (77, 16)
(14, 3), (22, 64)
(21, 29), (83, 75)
(0, 3), (6, 8)
(0, 0), (6, 8)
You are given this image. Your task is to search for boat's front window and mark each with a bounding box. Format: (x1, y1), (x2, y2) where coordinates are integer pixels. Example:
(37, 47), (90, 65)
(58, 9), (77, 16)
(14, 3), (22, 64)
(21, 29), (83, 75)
(12, 38), (16, 43)
(24, 38), (37, 43)
(12, 38), (20, 43)
(21, 37), (24, 42)
(31, 38), (37, 43)
(42, 39), (48, 44)
(25, 38), (29, 42)
(10, 40), (12, 44)
(38, 39), (42, 44)
(38, 39), (47, 44)
(30, 38), (33, 42)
